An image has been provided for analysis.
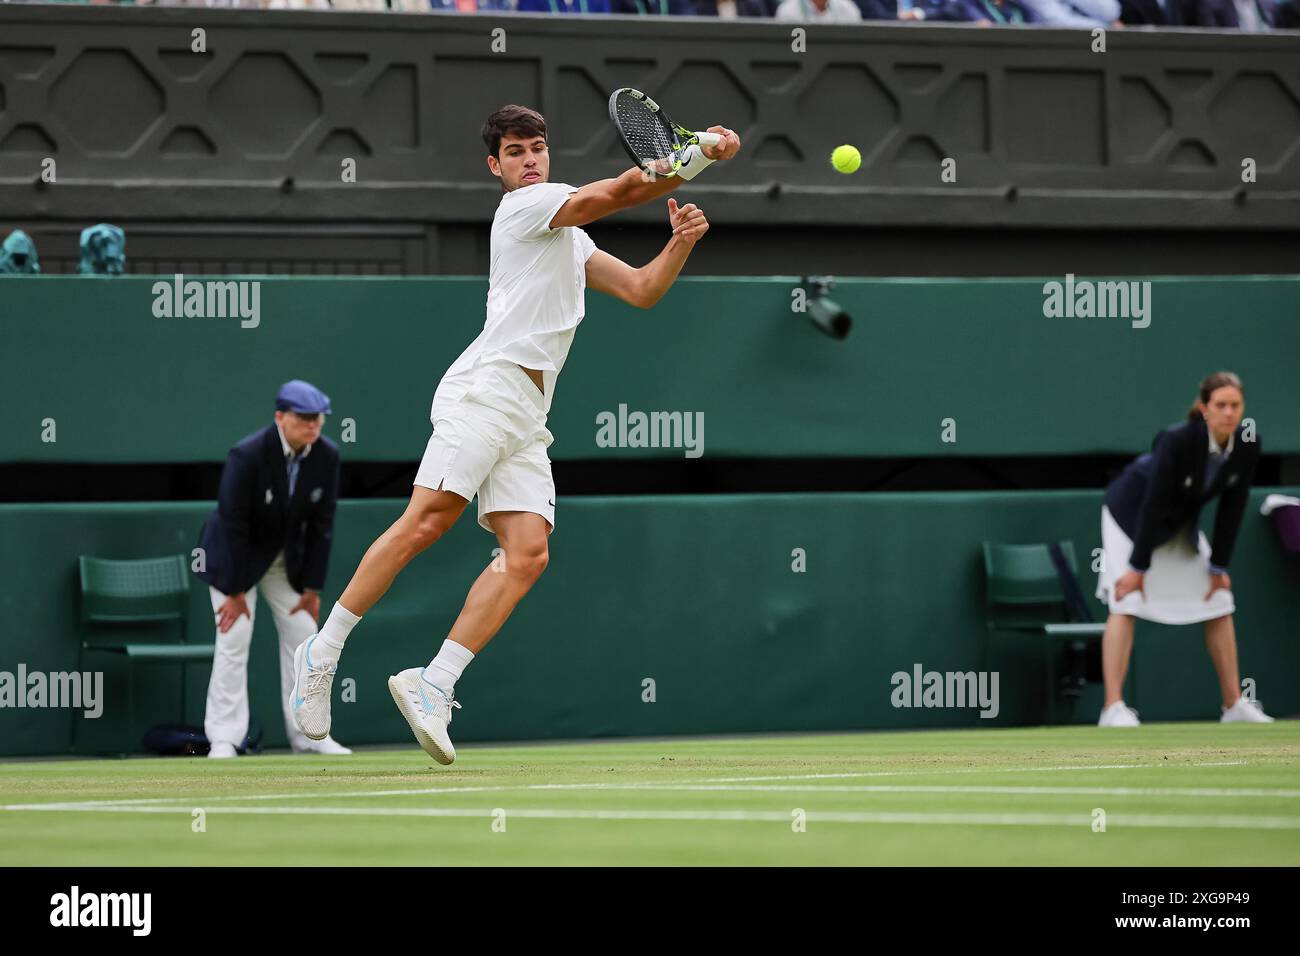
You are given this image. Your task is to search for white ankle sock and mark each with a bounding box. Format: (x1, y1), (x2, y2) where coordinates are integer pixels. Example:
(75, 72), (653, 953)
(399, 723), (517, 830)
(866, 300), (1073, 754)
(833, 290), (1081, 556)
(424, 640), (475, 694)
(316, 602), (360, 659)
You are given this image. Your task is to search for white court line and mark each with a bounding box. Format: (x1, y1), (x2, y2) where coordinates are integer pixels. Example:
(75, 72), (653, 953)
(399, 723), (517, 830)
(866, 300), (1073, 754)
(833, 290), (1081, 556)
(688, 761), (1251, 783)
(1, 803), (1298, 830)
(15, 780), (1293, 812)
(540, 784), (1300, 798)
(0, 760), (1261, 811)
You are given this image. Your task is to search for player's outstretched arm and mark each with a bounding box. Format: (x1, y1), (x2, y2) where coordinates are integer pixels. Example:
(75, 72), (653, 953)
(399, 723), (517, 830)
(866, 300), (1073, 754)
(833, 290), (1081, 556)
(586, 197), (709, 309)
(551, 127), (739, 230)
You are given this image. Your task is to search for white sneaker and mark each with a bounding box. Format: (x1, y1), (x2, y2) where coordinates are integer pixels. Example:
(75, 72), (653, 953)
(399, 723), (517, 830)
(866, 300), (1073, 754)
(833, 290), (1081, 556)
(291, 735), (353, 755)
(1098, 700), (1141, 727)
(289, 636), (337, 741)
(388, 667), (461, 765)
(208, 741), (238, 759)
(1221, 697), (1275, 723)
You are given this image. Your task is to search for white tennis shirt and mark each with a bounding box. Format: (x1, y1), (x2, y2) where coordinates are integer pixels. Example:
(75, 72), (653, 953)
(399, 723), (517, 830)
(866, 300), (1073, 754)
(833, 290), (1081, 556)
(434, 180), (598, 416)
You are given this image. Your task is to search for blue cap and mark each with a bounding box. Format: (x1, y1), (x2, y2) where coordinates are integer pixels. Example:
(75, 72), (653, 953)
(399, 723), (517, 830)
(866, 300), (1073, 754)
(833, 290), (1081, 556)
(275, 380), (331, 415)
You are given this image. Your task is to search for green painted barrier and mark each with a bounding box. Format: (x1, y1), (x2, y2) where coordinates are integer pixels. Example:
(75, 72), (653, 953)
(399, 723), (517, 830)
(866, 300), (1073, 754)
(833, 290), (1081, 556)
(1, 488), (1296, 756)
(3, 275), (1298, 462)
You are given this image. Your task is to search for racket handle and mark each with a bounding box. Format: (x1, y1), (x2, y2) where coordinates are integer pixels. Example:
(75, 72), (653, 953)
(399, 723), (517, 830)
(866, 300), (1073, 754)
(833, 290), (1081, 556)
(695, 131), (722, 147)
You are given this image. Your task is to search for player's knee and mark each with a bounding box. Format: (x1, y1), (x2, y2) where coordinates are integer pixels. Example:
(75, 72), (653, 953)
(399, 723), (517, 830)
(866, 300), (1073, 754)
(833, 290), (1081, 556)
(509, 543), (548, 583)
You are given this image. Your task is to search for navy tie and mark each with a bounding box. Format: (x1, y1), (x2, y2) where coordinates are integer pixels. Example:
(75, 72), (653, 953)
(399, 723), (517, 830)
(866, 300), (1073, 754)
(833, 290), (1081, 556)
(287, 455), (300, 499)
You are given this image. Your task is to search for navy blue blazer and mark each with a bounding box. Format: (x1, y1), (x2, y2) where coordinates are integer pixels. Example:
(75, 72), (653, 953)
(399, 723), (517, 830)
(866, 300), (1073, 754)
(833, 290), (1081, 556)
(1104, 418), (1258, 573)
(1185, 0), (1280, 24)
(610, 0), (695, 12)
(688, 0), (778, 12)
(195, 425), (340, 597)
(918, 0), (1041, 20)
(1119, 0), (1185, 22)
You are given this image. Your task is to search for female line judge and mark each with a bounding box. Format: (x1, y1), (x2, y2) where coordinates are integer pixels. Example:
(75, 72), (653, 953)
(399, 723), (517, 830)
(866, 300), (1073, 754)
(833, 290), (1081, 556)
(1095, 371), (1273, 727)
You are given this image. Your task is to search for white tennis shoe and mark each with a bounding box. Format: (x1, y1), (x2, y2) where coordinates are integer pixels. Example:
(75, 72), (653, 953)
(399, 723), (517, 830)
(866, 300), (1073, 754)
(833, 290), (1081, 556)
(1098, 700), (1141, 727)
(289, 636), (337, 741)
(1221, 697), (1274, 723)
(388, 667), (461, 765)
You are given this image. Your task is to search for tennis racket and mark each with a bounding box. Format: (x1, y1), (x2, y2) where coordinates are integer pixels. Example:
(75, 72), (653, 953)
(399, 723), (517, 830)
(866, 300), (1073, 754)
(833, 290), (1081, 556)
(608, 88), (723, 180)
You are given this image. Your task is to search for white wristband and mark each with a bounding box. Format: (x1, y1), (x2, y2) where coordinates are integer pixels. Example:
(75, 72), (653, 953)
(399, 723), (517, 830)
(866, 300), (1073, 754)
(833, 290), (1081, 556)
(675, 144), (716, 181)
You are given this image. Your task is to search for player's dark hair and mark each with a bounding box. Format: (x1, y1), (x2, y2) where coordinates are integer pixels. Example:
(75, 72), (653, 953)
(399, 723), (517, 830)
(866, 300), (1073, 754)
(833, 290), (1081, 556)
(482, 105), (547, 159)
(1188, 371), (1244, 422)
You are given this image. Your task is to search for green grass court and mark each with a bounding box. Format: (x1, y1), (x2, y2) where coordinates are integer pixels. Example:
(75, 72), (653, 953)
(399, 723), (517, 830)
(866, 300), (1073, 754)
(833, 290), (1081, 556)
(2, 723), (1297, 866)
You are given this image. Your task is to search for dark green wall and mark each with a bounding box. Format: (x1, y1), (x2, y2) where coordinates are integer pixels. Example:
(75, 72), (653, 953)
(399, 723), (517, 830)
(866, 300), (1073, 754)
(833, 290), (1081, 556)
(1, 488), (1296, 756)
(3, 275), (1298, 463)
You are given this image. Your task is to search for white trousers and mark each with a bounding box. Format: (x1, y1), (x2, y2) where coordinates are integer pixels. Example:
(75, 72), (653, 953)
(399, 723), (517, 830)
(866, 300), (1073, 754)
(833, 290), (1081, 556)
(204, 551), (317, 749)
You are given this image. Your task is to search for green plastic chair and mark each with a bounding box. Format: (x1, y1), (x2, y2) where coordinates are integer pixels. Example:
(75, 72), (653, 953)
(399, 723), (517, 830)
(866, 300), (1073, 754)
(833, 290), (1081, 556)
(981, 541), (1127, 724)
(78, 555), (215, 750)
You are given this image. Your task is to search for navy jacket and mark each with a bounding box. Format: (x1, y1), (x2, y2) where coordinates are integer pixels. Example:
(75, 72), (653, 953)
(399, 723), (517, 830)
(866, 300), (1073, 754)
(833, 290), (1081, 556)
(610, 0), (695, 12)
(1119, 0), (1185, 22)
(1104, 418), (1258, 573)
(195, 425), (340, 597)
(515, 0), (613, 11)
(919, 0), (1041, 19)
(1185, 0), (1280, 24)
(689, 0), (779, 12)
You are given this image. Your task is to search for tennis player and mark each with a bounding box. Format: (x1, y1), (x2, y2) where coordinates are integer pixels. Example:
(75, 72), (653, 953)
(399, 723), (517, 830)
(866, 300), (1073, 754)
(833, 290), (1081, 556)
(289, 104), (740, 762)
(1095, 371), (1273, 726)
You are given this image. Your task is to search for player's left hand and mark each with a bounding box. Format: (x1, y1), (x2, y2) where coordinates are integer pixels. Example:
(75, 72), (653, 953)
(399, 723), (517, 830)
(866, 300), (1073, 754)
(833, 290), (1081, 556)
(1205, 571), (1231, 601)
(291, 588), (321, 622)
(701, 127), (741, 161)
(668, 198), (709, 245)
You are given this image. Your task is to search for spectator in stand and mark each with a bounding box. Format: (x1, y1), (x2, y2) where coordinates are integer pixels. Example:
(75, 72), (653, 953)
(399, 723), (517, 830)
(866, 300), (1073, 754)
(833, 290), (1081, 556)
(1020, 0), (1120, 23)
(901, 0), (1039, 21)
(691, 0), (778, 15)
(1184, 0), (1286, 25)
(427, 0), (515, 9)
(264, 0), (332, 9)
(147, 0), (235, 7)
(608, 0), (690, 11)
(774, 0), (863, 21)
(516, 0), (612, 11)
(856, 0), (898, 17)
(1119, 0), (1185, 23)
(611, 0), (694, 11)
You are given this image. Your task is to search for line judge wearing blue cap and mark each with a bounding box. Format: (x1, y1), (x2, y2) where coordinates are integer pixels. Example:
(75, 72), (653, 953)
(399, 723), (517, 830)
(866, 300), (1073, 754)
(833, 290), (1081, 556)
(194, 380), (350, 757)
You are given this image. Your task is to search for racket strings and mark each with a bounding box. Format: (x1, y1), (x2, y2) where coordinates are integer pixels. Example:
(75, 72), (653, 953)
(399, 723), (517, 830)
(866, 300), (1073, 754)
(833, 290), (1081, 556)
(615, 96), (677, 165)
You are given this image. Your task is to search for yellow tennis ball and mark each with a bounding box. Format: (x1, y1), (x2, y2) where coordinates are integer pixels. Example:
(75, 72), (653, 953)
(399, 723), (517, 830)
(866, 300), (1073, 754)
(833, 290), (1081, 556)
(831, 145), (861, 174)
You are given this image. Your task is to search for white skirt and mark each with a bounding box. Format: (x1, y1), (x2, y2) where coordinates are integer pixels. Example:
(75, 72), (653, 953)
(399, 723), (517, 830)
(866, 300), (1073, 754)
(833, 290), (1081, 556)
(1095, 506), (1235, 625)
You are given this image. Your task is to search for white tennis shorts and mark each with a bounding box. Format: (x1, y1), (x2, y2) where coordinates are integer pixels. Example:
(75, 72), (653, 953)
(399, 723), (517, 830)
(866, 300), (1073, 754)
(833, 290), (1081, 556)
(1095, 505), (1234, 625)
(414, 359), (556, 534)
